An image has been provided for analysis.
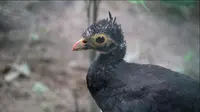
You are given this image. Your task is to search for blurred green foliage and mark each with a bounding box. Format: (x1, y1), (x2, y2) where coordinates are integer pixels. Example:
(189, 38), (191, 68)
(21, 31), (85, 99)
(128, 0), (145, 4)
(32, 82), (49, 94)
(184, 51), (193, 62)
(176, 51), (194, 74)
(160, 0), (197, 7)
(128, 0), (199, 79)
(128, 0), (198, 8)
(128, 0), (150, 12)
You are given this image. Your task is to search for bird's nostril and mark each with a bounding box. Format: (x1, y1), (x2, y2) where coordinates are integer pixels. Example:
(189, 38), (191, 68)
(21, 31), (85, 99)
(82, 40), (87, 43)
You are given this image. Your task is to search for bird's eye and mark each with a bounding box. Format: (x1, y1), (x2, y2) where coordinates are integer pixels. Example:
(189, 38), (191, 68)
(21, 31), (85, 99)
(82, 40), (87, 43)
(96, 36), (105, 44)
(92, 34), (108, 46)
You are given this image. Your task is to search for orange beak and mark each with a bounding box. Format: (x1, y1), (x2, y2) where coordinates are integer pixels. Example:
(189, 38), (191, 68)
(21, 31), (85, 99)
(72, 38), (86, 51)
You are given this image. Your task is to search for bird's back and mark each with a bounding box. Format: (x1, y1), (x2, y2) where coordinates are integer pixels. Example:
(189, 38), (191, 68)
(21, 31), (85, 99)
(87, 60), (200, 112)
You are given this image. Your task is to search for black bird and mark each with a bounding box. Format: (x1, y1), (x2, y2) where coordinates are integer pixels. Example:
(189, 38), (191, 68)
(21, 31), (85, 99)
(72, 12), (200, 112)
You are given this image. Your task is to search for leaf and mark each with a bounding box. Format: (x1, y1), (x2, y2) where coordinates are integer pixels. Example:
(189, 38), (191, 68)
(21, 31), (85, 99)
(21, 63), (31, 75)
(128, 0), (145, 4)
(184, 51), (193, 62)
(128, 0), (151, 12)
(4, 71), (20, 82)
(31, 33), (40, 41)
(12, 63), (31, 76)
(32, 82), (49, 94)
(160, 0), (197, 7)
(141, 2), (151, 12)
(16, 63), (30, 75)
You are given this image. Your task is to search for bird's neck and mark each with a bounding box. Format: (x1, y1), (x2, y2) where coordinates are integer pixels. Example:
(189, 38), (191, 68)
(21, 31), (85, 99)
(97, 41), (126, 65)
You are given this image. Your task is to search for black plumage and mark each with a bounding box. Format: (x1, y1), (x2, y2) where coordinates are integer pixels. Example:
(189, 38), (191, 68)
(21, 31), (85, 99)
(73, 12), (200, 112)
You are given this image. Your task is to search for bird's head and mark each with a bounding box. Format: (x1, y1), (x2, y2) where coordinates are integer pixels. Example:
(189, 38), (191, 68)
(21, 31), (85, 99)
(72, 11), (125, 54)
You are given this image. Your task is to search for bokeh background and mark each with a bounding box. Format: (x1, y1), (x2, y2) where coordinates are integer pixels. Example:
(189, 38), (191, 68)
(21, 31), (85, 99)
(0, 1), (199, 112)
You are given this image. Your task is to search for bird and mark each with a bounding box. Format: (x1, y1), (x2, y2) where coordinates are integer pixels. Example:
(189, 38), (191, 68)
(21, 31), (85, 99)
(72, 11), (200, 112)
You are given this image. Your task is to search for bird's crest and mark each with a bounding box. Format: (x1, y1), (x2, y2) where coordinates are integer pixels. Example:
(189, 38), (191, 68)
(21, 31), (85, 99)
(108, 11), (116, 23)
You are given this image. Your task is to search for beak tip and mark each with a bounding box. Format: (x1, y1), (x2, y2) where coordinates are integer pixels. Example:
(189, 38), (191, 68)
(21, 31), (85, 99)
(72, 46), (76, 51)
(72, 38), (85, 51)
(72, 44), (77, 51)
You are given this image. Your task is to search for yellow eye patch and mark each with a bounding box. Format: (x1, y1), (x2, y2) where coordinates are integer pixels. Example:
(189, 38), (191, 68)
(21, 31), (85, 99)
(91, 34), (108, 46)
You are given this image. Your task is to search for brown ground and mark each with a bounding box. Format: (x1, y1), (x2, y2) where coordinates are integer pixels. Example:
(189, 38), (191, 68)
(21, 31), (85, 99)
(0, 1), (199, 112)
